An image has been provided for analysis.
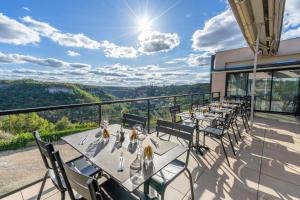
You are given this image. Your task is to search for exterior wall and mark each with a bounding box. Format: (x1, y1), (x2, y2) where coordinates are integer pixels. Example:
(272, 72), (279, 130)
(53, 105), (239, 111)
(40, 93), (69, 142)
(211, 71), (226, 99)
(211, 37), (300, 99)
(214, 37), (300, 70)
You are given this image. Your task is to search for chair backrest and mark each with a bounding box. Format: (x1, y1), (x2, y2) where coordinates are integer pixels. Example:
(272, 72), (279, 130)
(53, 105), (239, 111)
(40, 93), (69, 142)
(32, 131), (65, 191)
(169, 105), (181, 123)
(54, 151), (101, 200)
(122, 113), (147, 129)
(223, 111), (234, 132)
(156, 120), (194, 164)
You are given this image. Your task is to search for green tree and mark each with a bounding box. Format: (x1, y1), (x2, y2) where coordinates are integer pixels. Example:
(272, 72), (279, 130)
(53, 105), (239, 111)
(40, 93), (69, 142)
(0, 113), (54, 134)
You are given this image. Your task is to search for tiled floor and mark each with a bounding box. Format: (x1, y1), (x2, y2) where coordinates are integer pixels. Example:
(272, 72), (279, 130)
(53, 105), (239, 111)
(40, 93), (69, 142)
(1, 113), (300, 200)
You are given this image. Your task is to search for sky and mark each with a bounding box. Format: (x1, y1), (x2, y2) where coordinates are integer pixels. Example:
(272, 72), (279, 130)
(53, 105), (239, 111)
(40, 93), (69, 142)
(0, 0), (300, 86)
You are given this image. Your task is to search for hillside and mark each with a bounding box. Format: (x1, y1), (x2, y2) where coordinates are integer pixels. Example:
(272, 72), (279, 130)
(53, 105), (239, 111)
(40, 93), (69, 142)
(0, 79), (105, 110)
(102, 83), (210, 99)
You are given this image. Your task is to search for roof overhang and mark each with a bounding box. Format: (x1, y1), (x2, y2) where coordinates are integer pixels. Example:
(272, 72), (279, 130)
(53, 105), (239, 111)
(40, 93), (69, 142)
(228, 0), (286, 56)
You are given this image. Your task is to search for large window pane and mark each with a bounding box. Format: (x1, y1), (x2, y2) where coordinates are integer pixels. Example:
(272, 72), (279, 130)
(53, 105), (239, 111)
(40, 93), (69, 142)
(227, 73), (248, 96)
(248, 72), (272, 111)
(271, 69), (300, 113)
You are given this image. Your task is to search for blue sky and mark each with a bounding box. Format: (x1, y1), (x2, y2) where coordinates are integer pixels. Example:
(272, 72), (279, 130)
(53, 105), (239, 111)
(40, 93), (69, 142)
(0, 0), (299, 86)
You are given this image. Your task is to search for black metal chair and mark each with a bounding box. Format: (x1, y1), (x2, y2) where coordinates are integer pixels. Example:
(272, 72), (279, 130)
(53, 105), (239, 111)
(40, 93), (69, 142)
(239, 102), (250, 132)
(122, 113), (147, 129)
(33, 131), (101, 200)
(216, 106), (241, 144)
(169, 105), (182, 123)
(53, 151), (145, 200)
(202, 112), (236, 167)
(144, 120), (194, 200)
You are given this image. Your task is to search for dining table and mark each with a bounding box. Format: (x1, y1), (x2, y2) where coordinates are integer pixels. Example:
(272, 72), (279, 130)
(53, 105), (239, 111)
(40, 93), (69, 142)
(177, 111), (218, 155)
(62, 124), (188, 194)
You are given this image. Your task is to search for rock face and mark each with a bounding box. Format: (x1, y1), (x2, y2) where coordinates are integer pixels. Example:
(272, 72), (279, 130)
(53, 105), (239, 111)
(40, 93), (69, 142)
(46, 87), (73, 94)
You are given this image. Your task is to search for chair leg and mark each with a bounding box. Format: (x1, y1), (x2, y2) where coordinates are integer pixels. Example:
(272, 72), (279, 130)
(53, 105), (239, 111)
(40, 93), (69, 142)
(186, 169), (194, 200)
(37, 171), (49, 200)
(235, 121), (242, 138)
(226, 132), (236, 156)
(231, 126), (238, 144)
(61, 191), (65, 200)
(220, 138), (230, 167)
(242, 116), (248, 133)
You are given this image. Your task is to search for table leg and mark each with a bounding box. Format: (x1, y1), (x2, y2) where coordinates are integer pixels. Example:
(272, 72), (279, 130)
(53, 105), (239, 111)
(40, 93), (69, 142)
(192, 119), (209, 155)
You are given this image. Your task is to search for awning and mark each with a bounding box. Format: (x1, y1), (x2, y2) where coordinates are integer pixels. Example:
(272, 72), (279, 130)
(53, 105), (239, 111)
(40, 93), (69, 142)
(228, 0), (286, 56)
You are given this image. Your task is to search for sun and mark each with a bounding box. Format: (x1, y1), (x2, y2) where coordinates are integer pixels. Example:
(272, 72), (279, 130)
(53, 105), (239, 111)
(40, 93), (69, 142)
(138, 17), (152, 32)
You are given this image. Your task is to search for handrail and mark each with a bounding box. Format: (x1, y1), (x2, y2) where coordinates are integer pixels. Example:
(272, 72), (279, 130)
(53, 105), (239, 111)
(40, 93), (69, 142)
(0, 92), (209, 198)
(0, 92), (207, 115)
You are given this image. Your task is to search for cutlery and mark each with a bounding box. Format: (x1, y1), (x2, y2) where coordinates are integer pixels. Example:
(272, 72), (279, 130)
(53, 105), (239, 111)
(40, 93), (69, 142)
(79, 135), (88, 145)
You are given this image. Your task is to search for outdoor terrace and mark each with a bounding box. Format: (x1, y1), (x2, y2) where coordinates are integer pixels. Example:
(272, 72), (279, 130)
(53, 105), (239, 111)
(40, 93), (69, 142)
(1, 112), (299, 200)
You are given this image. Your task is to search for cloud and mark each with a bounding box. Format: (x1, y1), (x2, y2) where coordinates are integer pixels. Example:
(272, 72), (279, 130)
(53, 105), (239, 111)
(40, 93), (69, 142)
(22, 16), (101, 49)
(138, 64), (160, 71)
(22, 7), (31, 12)
(138, 31), (180, 54)
(0, 13), (39, 45)
(283, 0), (300, 29)
(165, 53), (210, 67)
(186, 53), (211, 66)
(191, 9), (244, 52)
(100, 40), (138, 58)
(66, 50), (80, 57)
(22, 16), (138, 57)
(282, 0), (300, 39)
(0, 51), (91, 69)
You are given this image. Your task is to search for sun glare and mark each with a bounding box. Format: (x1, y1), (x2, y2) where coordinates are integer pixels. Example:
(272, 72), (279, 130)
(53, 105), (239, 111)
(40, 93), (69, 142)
(138, 17), (152, 32)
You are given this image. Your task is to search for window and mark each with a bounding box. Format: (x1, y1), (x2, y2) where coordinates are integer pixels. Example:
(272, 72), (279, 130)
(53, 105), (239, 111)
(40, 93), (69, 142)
(248, 72), (272, 111)
(226, 73), (248, 96)
(271, 70), (300, 113)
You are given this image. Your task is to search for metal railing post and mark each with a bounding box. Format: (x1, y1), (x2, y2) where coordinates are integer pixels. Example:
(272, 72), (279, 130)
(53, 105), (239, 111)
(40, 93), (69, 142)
(147, 99), (150, 134)
(191, 94), (194, 108)
(98, 104), (102, 126)
(173, 96), (177, 105)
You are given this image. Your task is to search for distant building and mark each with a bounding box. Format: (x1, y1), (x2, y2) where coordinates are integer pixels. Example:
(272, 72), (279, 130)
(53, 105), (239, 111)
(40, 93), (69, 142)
(46, 87), (74, 94)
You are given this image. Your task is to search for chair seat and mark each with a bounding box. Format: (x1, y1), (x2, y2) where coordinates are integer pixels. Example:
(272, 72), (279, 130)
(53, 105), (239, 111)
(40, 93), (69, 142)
(216, 117), (226, 122)
(203, 127), (224, 137)
(148, 159), (185, 194)
(68, 156), (100, 176)
(100, 178), (142, 200)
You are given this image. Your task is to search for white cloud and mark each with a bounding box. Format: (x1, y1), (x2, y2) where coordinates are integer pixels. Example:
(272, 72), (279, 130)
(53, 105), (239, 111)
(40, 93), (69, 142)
(0, 13), (39, 45)
(138, 31), (180, 54)
(186, 53), (211, 66)
(282, 0), (300, 39)
(22, 7), (31, 12)
(22, 16), (139, 57)
(100, 40), (138, 58)
(138, 64), (160, 71)
(21, 16), (57, 36)
(191, 9), (244, 52)
(165, 53), (211, 67)
(22, 16), (101, 49)
(66, 50), (80, 57)
(283, 0), (300, 29)
(0, 51), (90, 69)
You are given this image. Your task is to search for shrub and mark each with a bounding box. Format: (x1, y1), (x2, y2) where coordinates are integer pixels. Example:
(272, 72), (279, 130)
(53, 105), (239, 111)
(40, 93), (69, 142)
(0, 126), (95, 151)
(55, 117), (74, 131)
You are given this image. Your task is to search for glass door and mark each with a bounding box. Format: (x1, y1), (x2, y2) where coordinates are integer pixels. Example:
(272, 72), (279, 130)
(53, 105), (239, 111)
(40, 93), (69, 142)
(270, 69), (300, 113)
(226, 72), (248, 96)
(248, 72), (272, 111)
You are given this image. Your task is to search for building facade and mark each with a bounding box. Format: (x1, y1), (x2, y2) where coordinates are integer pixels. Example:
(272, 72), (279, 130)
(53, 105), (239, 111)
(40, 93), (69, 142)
(211, 37), (300, 115)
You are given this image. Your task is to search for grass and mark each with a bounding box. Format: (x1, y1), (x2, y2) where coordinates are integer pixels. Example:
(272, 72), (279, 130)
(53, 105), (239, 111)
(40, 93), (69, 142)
(0, 126), (96, 151)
